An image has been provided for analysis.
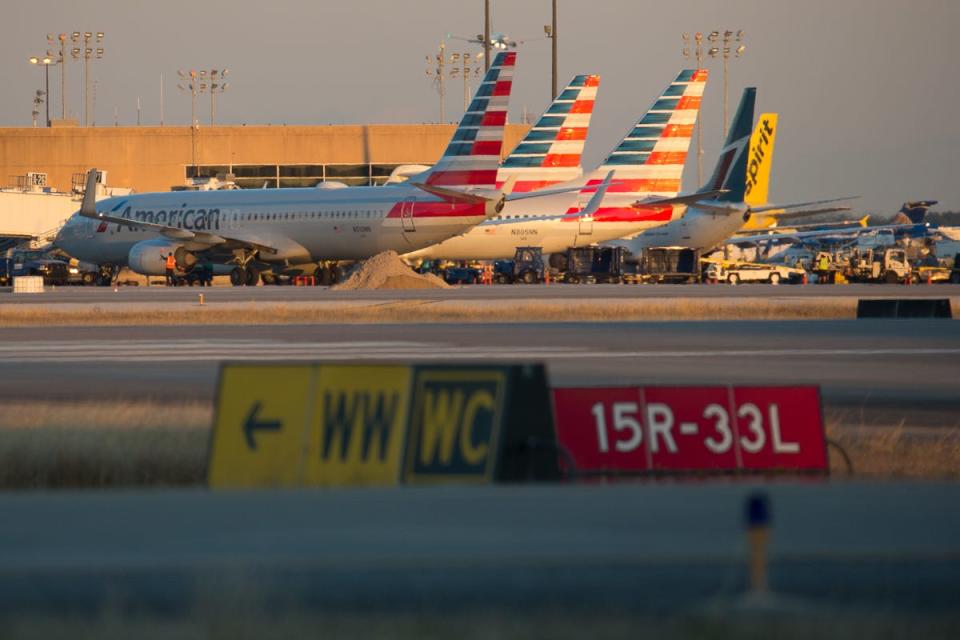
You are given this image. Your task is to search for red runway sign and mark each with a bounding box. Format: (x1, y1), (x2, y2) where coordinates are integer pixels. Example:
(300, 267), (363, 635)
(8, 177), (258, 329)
(551, 386), (827, 475)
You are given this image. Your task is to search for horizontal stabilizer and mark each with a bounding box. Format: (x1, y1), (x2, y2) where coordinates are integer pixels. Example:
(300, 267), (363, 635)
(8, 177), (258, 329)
(632, 189), (728, 209)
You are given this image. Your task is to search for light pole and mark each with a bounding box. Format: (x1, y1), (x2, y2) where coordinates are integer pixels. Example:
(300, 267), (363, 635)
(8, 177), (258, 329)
(483, 0), (491, 71)
(208, 69), (229, 125)
(47, 33), (68, 120)
(31, 90), (45, 128)
(449, 52), (482, 111)
(426, 42), (447, 123)
(428, 45), (482, 122)
(544, 0), (558, 100)
(707, 30), (745, 138)
(70, 31), (104, 126)
(177, 70), (201, 170)
(29, 55), (55, 127)
(682, 32), (705, 186)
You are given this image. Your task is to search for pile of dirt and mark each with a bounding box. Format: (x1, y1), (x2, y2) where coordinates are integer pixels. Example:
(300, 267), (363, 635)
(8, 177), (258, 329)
(332, 251), (449, 290)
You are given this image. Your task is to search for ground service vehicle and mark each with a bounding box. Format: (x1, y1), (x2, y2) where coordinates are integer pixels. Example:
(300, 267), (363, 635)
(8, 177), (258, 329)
(561, 246), (625, 284)
(845, 247), (912, 283)
(495, 246), (545, 284)
(11, 258), (70, 285)
(704, 260), (804, 285)
(443, 265), (482, 285)
(636, 248), (701, 284)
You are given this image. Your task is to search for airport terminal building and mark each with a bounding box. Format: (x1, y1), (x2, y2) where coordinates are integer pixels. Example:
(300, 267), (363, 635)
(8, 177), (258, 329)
(0, 123), (530, 193)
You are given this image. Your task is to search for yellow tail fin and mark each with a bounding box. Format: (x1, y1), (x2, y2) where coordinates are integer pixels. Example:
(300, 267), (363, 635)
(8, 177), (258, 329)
(743, 113), (778, 206)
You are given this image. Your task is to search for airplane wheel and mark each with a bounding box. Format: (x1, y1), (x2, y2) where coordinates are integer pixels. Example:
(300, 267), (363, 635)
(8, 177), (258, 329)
(245, 266), (261, 286)
(230, 267), (247, 286)
(769, 272), (781, 285)
(315, 265), (333, 286)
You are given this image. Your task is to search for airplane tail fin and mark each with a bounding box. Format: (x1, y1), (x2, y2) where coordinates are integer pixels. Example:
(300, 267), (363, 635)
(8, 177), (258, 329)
(699, 87), (756, 202)
(743, 113), (777, 206)
(421, 51), (517, 189)
(499, 74), (600, 192)
(894, 200), (937, 224)
(584, 69), (707, 200)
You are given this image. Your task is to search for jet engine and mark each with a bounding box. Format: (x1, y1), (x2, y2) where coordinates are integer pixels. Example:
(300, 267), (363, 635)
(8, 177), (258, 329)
(128, 238), (196, 275)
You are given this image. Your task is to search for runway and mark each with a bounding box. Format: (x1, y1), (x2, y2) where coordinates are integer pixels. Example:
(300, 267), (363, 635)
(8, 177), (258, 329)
(1, 482), (958, 615)
(2, 319), (958, 427)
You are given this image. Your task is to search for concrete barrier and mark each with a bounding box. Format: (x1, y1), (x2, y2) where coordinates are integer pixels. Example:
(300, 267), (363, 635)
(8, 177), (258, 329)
(12, 276), (43, 293)
(857, 298), (952, 319)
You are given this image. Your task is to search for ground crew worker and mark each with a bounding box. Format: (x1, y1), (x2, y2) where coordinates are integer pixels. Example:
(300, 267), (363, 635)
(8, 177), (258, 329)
(816, 253), (831, 284)
(164, 252), (177, 286)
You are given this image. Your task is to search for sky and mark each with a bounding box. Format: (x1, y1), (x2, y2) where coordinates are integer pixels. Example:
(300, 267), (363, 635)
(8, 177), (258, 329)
(2, 0), (958, 214)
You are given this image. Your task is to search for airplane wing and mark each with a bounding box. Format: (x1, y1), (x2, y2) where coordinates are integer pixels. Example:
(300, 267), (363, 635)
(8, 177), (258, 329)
(476, 170), (616, 225)
(759, 206), (853, 221)
(747, 196), (859, 215)
(78, 169), (279, 254)
(411, 175), (602, 208)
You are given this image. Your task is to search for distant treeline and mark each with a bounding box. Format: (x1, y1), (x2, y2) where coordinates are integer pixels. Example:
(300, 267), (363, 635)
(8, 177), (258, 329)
(928, 211), (960, 225)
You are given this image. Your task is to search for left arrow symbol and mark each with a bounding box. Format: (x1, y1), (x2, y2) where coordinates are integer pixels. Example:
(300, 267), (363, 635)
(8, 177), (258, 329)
(243, 401), (283, 450)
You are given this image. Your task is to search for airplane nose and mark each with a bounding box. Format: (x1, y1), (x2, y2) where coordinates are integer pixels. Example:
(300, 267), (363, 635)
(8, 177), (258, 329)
(52, 216), (76, 251)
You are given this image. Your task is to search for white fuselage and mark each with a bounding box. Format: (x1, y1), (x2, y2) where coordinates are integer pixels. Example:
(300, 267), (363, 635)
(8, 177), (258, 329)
(55, 184), (491, 267)
(404, 191), (681, 261)
(611, 207), (748, 253)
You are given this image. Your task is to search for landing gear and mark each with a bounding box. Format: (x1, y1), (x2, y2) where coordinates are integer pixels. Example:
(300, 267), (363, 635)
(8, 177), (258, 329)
(230, 267), (247, 286)
(96, 264), (116, 287)
(245, 266), (261, 286)
(312, 263), (342, 286)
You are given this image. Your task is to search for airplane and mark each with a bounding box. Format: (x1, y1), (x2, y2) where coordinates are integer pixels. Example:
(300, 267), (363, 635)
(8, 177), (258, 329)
(613, 106), (857, 254)
(53, 52), (570, 285)
(448, 32), (526, 50)
(405, 69), (715, 262)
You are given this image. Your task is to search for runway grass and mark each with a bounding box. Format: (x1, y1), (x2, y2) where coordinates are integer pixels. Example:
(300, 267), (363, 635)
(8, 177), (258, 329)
(0, 297), (875, 326)
(0, 400), (957, 489)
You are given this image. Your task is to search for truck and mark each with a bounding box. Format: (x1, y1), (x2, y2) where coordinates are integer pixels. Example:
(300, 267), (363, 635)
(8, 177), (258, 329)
(703, 260), (805, 285)
(844, 247), (912, 283)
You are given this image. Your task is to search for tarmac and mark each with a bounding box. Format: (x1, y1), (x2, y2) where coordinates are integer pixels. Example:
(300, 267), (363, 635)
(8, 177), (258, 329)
(1, 318), (958, 428)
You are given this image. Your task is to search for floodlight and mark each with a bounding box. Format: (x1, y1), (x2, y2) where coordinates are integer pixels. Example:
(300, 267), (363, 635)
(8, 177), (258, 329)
(29, 56), (39, 64)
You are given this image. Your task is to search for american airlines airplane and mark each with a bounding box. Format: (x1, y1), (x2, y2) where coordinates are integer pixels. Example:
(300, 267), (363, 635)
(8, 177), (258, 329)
(54, 52), (567, 285)
(404, 69), (712, 261)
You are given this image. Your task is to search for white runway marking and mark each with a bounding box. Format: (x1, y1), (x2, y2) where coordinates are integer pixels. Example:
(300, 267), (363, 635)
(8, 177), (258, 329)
(0, 340), (957, 363)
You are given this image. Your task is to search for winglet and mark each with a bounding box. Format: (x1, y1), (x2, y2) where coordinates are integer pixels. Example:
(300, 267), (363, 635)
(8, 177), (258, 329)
(500, 175), (518, 197)
(79, 169), (98, 217)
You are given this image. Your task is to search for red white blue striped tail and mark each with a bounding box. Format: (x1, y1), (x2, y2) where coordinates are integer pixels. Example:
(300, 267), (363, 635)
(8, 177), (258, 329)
(498, 74), (600, 193)
(585, 69), (707, 199)
(423, 51), (516, 188)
